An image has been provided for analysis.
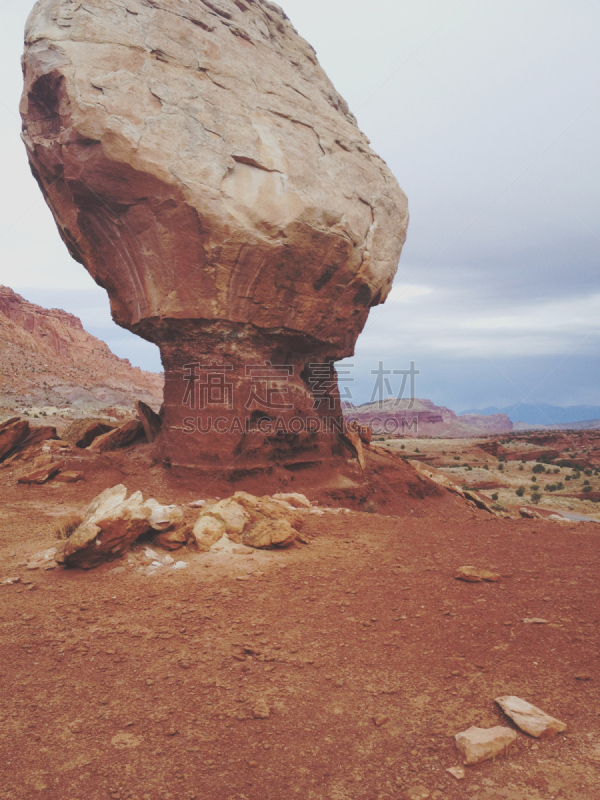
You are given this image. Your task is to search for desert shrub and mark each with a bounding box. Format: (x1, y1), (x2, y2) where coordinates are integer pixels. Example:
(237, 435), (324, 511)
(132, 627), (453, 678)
(553, 468), (560, 474)
(54, 513), (84, 540)
(491, 493), (499, 501)
(584, 479), (591, 486)
(516, 486), (526, 497)
(484, 464), (489, 471)
(401, 445), (405, 450)
(545, 484), (558, 493)
(531, 492), (542, 503)
(573, 471), (581, 480)
(519, 465), (524, 471)
(454, 456), (461, 461)
(583, 485), (593, 493)
(565, 475), (571, 481)
(532, 464), (545, 474)
(415, 448), (420, 453)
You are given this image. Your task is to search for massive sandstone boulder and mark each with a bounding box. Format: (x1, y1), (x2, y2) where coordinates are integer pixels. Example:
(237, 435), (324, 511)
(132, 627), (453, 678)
(21, 0), (408, 471)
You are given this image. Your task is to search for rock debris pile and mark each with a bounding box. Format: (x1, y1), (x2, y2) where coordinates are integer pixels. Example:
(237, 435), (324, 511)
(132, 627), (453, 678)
(32, 484), (314, 571)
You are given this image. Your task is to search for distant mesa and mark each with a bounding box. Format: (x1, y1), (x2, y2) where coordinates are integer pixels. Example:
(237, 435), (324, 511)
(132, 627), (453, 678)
(461, 403), (600, 428)
(345, 397), (513, 438)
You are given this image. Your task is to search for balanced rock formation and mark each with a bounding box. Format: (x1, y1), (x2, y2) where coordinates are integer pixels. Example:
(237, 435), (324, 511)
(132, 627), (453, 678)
(21, 0), (408, 471)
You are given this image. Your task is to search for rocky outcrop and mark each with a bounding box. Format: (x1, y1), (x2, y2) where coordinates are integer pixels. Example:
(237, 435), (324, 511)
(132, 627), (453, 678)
(88, 420), (145, 452)
(192, 491), (304, 549)
(56, 485), (152, 569)
(0, 286), (162, 412)
(346, 398), (513, 438)
(135, 400), (162, 443)
(62, 418), (116, 448)
(21, 0), (408, 472)
(0, 418), (30, 461)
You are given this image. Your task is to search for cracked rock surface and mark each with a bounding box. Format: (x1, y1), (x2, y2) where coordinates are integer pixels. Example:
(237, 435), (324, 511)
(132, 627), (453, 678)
(21, 0), (408, 470)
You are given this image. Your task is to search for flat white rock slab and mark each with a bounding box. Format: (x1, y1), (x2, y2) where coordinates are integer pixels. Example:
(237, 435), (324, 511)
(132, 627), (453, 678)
(495, 695), (567, 738)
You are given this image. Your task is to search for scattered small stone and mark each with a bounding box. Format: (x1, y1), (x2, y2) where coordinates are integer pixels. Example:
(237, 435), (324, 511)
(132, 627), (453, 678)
(575, 674), (591, 681)
(373, 714), (389, 727)
(407, 787), (430, 800)
(495, 696), (567, 738)
(1, 577), (21, 586)
(455, 726), (518, 765)
(455, 566), (501, 583)
(252, 700), (270, 719)
(523, 618), (549, 625)
(54, 470), (84, 483)
(446, 766), (465, 780)
(172, 562), (188, 570)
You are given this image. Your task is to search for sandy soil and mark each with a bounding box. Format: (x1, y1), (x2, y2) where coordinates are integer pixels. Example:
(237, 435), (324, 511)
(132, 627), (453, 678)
(0, 449), (598, 800)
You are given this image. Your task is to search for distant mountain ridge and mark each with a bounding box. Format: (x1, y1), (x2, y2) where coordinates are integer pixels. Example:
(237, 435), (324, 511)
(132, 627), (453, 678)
(344, 397), (512, 437)
(0, 286), (163, 412)
(461, 403), (600, 426)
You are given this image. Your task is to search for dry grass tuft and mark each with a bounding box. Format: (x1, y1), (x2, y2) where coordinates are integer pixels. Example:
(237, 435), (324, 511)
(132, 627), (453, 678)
(54, 513), (84, 540)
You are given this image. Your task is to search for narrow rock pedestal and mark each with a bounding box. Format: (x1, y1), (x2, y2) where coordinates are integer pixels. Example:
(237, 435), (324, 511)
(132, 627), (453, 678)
(157, 323), (346, 471)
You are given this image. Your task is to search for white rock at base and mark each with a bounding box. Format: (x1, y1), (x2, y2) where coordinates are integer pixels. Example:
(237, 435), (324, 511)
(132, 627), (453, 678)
(495, 695), (567, 738)
(455, 726), (518, 765)
(273, 493), (312, 509)
(143, 499), (183, 532)
(86, 484), (128, 520)
(201, 498), (249, 536)
(192, 515), (227, 551)
(188, 499), (207, 509)
(172, 561), (188, 570)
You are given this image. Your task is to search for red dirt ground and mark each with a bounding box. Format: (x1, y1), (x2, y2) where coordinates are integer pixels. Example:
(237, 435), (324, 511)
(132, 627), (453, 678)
(0, 449), (599, 800)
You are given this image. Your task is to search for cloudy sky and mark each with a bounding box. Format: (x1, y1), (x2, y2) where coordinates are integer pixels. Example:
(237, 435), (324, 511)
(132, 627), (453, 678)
(1, 0), (599, 415)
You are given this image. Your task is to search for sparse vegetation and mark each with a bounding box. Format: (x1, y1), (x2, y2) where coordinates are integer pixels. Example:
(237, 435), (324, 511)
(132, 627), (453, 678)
(54, 513), (84, 540)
